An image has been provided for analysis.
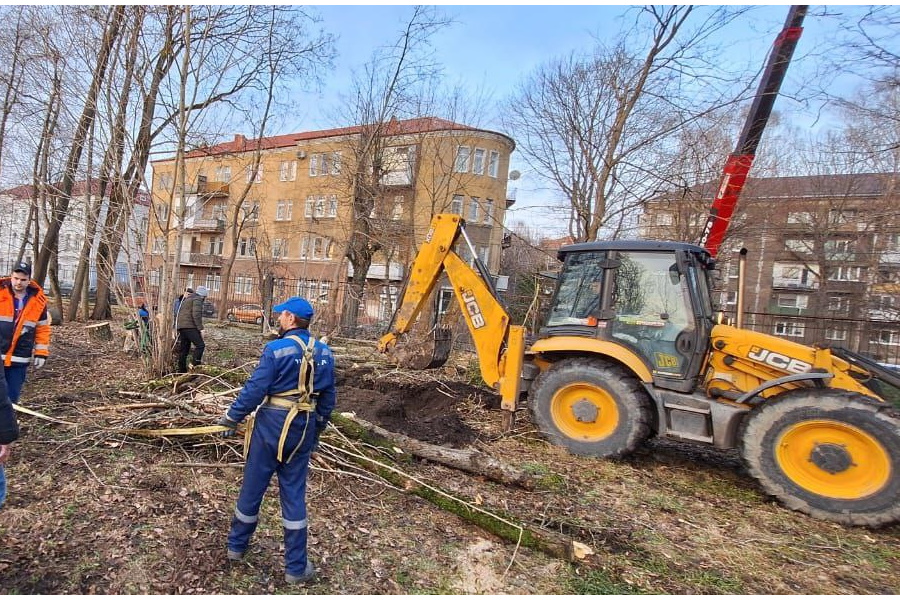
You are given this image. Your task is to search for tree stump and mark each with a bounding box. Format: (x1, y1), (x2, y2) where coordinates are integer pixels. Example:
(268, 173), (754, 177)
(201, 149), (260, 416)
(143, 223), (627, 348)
(85, 321), (112, 342)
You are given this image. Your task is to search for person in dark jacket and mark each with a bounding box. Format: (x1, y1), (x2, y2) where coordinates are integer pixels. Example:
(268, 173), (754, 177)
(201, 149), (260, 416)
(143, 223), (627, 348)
(216, 296), (336, 584)
(175, 286), (207, 372)
(0, 375), (18, 509)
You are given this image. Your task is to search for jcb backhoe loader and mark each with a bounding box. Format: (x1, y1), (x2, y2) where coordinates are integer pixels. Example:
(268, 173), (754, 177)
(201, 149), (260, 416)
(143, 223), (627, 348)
(379, 213), (900, 526)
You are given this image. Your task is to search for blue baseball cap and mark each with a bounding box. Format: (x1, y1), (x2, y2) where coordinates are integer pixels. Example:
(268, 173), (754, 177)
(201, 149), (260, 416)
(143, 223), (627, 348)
(273, 296), (314, 320)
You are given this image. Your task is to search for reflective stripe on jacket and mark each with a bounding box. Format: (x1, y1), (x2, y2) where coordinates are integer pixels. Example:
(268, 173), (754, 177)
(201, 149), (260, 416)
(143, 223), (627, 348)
(0, 278), (50, 367)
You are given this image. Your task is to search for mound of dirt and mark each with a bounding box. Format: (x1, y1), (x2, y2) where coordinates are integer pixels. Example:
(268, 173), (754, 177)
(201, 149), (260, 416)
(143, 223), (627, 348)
(336, 369), (492, 447)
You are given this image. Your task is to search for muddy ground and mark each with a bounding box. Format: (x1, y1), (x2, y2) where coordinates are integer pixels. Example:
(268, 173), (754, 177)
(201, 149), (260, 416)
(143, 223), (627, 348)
(0, 320), (898, 594)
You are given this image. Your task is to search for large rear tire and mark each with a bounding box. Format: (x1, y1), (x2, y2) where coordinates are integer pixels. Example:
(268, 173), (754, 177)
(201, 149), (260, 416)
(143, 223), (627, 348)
(529, 358), (652, 458)
(740, 389), (900, 526)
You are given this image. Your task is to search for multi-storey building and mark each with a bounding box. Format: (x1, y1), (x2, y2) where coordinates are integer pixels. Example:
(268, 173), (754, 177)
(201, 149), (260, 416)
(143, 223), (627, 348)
(639, 172), (900, 364)
(0, 181), (150, 294)
(147, 117), (516, 331)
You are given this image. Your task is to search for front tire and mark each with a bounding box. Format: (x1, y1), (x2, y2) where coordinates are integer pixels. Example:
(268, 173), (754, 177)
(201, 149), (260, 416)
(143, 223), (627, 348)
(255, 316), (264, 325)
(740, 389), (900, 526)
(529, 358), (652, 458)
(227, 313), (236, 322)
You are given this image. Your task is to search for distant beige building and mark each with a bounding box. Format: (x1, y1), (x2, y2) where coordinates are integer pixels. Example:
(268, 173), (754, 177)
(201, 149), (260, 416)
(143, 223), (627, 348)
(147, 117), (516, 330)
(640, 173), (900, 364)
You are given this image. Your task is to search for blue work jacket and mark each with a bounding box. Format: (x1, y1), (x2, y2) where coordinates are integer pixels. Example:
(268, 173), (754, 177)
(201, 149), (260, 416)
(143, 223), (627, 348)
(226, 328), (336, 430)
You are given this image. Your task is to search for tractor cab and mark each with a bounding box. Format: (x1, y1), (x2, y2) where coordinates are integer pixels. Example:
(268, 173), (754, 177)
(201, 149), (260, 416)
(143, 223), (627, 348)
(542, 240), (717, 393)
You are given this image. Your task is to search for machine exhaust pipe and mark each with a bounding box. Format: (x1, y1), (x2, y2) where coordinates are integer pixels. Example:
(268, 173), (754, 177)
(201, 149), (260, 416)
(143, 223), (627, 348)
(736, 247), (748, 329)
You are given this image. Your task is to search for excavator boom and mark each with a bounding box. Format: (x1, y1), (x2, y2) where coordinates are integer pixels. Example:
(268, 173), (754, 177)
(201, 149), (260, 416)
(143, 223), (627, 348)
(379, 213), (525, 412)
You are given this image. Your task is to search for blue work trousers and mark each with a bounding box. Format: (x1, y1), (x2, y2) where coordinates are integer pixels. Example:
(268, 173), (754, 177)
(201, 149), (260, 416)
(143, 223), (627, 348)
(227, 405), (317, 577)
(2, 365), (27, 404)
(0, 465), (6, 509)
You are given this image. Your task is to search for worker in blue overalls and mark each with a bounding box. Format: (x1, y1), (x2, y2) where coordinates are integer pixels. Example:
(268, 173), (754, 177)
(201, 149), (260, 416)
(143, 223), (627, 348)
(216, 296), (336, 584)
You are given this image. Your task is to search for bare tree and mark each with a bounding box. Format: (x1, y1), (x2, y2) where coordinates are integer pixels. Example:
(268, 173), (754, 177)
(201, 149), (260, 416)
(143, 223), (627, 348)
(503, 6), (750, 242)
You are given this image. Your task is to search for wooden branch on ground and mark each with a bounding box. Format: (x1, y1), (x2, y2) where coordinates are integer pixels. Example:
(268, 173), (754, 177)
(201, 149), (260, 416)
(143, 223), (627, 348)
(332, 412), (538, 490)
(319, 434), (593, 564)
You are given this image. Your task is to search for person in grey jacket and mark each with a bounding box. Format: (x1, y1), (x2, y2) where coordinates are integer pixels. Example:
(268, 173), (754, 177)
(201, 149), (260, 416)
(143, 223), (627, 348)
(175, 286), (208, 372)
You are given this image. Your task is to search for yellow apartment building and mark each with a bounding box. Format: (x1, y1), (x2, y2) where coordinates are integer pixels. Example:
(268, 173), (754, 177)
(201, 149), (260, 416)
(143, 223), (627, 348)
(147, 117), (516, 331)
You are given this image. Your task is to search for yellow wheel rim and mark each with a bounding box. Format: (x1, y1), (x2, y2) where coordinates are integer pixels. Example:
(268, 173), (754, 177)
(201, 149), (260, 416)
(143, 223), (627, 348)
(776, 419), (891, 500)
(550, 382), (618, 441)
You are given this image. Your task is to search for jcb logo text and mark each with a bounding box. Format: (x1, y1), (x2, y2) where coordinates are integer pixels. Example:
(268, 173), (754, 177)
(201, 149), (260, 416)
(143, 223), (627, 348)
(461, 289), (485, 329)
(747, 346), (811, 374)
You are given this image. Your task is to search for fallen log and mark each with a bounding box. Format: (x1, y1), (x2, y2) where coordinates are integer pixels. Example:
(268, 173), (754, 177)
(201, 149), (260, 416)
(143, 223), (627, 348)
(320, 435), (594, 564)
(333, 412), (538, 490)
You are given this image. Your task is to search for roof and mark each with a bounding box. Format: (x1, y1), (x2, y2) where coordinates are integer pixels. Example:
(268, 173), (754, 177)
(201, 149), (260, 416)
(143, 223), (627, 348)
(158, 116), (515, 162)
(690, 172), (899, 200)
(557, 239), (710, 260)
(0, 181), (151, 205)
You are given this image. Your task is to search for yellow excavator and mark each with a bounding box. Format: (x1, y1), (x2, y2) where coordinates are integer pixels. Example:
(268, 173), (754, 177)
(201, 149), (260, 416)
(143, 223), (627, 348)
(378, 213), (900, 526)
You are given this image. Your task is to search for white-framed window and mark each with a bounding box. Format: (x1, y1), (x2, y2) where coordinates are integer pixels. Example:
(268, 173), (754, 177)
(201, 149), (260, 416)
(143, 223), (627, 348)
(488, 150), (499, 178)
(724, 291), (737, 306)
(472, 148), (485, 175)
(825, 327), (848, 341)
(886, 233), (900, 252)
(775, 321), (805, 338)
(309, 152), (341, 176)
(829, 208), (857, 225)
(873, 330), (900, 346)
(828, 296), (849, 312)
(327, 195), (337, 218)
(242, 202), (259, 221)
(451, 194), (464, 214)
(379, 285), (400, 322)
(238, 238), (256, 256)
(211, 203), (226, 220)
(215, 165), (232, 182)
(468, 197), (480, 222)
(299, 235), (334, 260)
(484, 199), (494, 224)
(380, 145), (415, 185)
(155, 203), (169, 222)
(208, 236), (223, 255)
(157, 174), (173, 191)
(305, 195), (336, 218)
(186, 273), (195, 291)
(787, 211), (813, 225)
(149, 269), (160, 286)
(205, 274), (222, 292)
(784, 239), (813, 254)
(875, 295), (897, 310)
(152, 237), (166, 254)
(391, 196), (403, 221)
(242, 276), (254, 295)
(773, 262), (818, 288)
(246, 165), (262, 183)
(276, 199), (293, 221)
(825, 239), (855, 261)
(827, 266), (862, 282)
(478, 245), (490, 265)
(437, 288), (454, 316)
(279, 160), (297, 181)
(454, 146), (470, 173)
(777, 294), (808, 309)
(656, 213), (674, 226)
(272, 238), (287, 258)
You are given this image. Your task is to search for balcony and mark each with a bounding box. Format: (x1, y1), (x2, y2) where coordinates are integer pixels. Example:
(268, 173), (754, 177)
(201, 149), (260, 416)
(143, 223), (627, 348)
(180, 252), (222, 267)
(183, 179), (229, 197)
(185, 217), (225, 232)
(771, 278), (819, 290)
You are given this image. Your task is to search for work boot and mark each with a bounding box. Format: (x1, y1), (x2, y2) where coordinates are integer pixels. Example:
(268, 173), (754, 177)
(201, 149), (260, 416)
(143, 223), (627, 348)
(285, 560), (316, 584)
(226, 548), (245, 561)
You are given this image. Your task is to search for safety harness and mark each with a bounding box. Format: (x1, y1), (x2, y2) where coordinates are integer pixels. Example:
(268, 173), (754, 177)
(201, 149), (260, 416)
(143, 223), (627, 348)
(253, 334), (317, 463)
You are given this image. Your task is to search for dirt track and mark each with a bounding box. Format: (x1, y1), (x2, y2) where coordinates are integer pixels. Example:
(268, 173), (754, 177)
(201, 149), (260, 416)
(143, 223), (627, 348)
(0, 321), (898, 594)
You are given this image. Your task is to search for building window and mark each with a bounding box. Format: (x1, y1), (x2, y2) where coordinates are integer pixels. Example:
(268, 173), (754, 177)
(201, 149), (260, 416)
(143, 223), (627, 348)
(828, 209), (857, 225)
(279, 160), (297, 181)
(775, 321), (805, 338)
(309, 152), (341, 177)
(886, 233), (900, 252)
(784, 239), (813, 254)
(825, 328), (848, 341)
(724, 291), (737, 306)
(873, 330), (900, 346)
(488, 151), (499, 178)
(392, 196), (403, 220)
(827, 266), (862, 282)
(437, 288), (454, 316)
(215, 165), (232, 182)
(773, 262), (818, 288)
(824, 239), (855, 261)
(272, 239), (287, 258)
(204, 274), (221, 292)
(484, 199), (494, 225)
(209, 236), (224, 255)
(656, 213), (674, 226)
(451, 194), (464, 214)
(242, 203), (259, 221)
(828, 296), (849, 312)
(454, 146), (470, 173)
(239, 237), (256, 257)
(381, 145), (415, 186)
(157, 174), (173, 191)
(468, 197), (480, 222)
(152, 237), (165, 254)
(299, 235), (333, 260)
(155, 203), (169, 222)
(276, 199), (293, 221)
(472, 148), (485, 175)
(787, 211), (812, 225)
(777, 294), (808, 309)
(245, 165), (262, 183)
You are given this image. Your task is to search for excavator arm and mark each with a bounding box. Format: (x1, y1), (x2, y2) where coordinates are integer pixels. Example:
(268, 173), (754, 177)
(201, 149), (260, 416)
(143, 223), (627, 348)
(378, 213), (526, 413)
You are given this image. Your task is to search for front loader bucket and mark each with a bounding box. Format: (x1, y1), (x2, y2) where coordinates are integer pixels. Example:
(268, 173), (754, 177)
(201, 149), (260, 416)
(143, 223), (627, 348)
(387, 327), (453, 370)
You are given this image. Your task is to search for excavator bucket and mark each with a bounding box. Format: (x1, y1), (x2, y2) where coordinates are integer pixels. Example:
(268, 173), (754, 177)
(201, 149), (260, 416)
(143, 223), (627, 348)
(385, 327), (453, 370)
